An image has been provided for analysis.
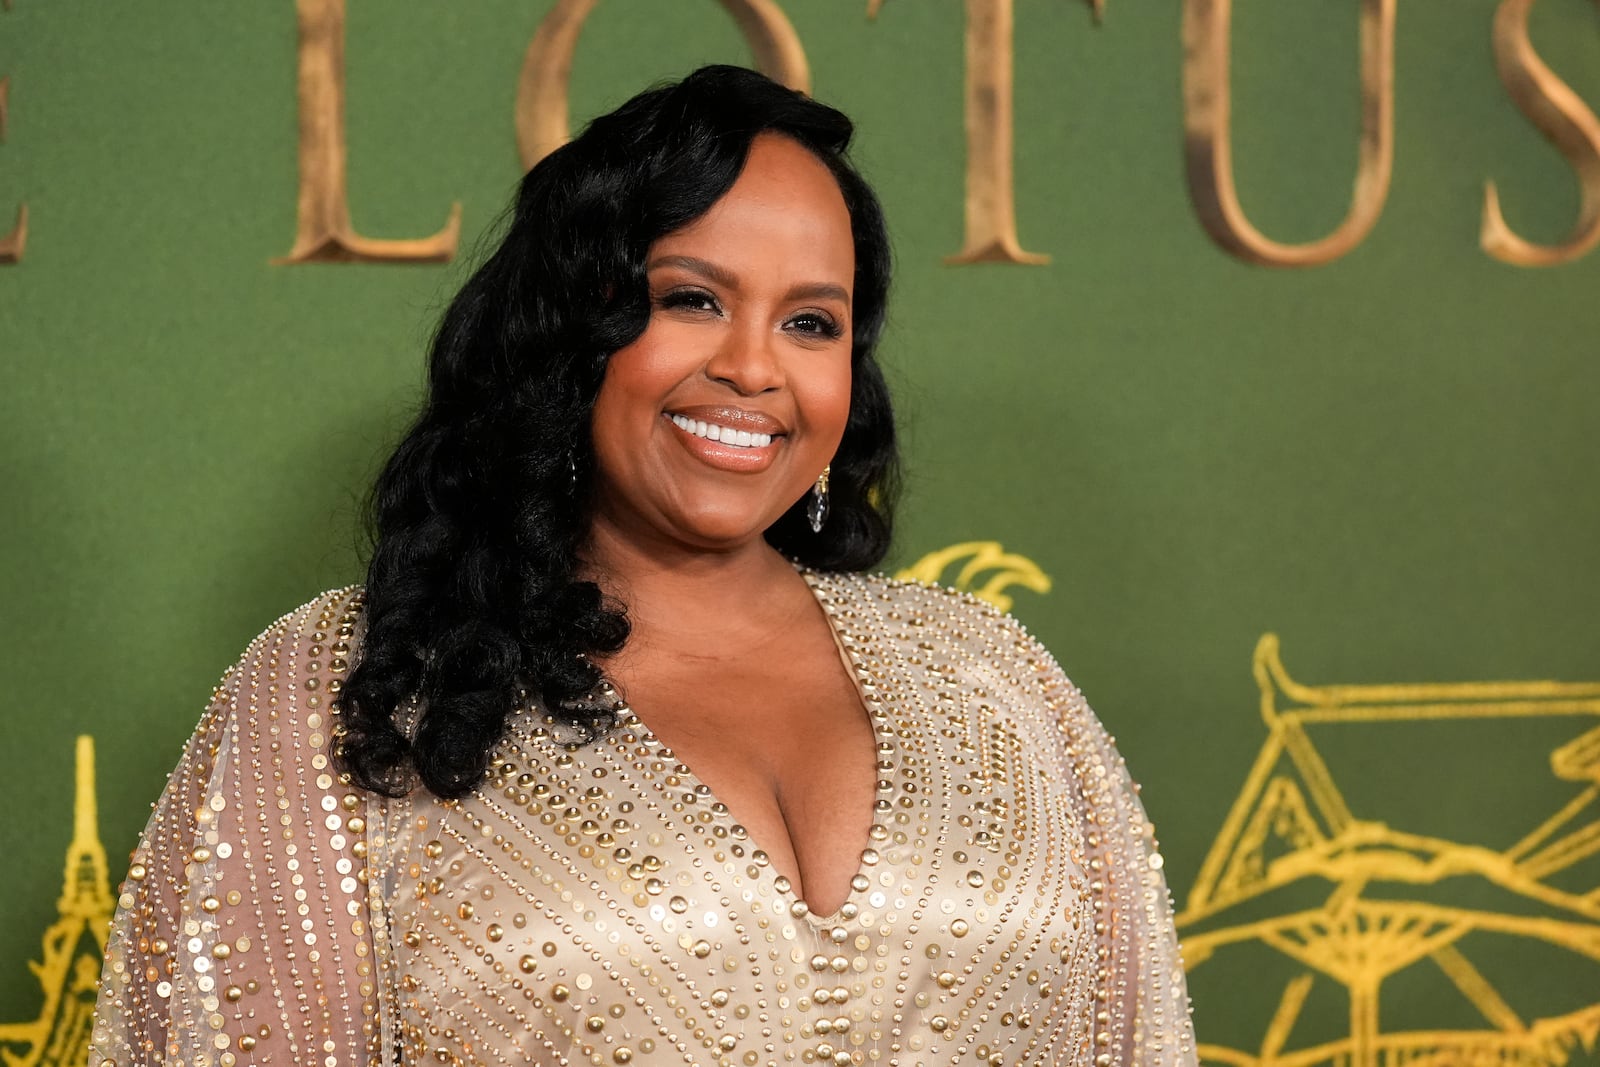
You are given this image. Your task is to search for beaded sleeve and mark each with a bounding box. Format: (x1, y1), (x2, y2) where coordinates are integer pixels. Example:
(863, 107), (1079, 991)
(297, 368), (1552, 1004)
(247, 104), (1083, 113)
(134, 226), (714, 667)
(89, 588), (392, 1067)
(1010, 616), (1197, 1066)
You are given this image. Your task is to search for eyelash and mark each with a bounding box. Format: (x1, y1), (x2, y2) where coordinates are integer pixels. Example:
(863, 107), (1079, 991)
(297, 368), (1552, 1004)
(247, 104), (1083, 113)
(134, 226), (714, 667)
(655, 288), (844, 340)
(790, 312), (845, 340)
(657, 289), (720, 315)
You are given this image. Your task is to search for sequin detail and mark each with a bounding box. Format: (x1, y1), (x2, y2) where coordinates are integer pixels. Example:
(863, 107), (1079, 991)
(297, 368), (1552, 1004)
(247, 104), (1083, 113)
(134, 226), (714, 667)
(92, 575), (1196, 1066)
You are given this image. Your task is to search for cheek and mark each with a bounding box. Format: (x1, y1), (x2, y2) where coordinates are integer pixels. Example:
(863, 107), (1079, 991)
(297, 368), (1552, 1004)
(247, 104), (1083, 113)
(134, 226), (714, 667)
(598, 345), (660, 410)
(589, 354), (653, 480)
(592, 333), (678, 432)
(796, 360), (854, 452)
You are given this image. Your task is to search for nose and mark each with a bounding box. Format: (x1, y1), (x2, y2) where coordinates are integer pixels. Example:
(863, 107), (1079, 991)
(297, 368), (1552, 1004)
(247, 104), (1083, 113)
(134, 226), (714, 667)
(704, 321), (784, 396)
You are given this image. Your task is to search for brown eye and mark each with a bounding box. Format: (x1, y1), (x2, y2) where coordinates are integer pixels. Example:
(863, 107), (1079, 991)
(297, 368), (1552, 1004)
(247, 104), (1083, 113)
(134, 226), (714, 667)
(788, 312), (843, 340)
(657, 289), (721, 315)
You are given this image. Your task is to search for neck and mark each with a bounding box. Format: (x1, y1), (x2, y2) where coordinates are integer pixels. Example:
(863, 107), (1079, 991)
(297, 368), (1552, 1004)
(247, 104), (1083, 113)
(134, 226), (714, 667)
(579, 519), (805, 664)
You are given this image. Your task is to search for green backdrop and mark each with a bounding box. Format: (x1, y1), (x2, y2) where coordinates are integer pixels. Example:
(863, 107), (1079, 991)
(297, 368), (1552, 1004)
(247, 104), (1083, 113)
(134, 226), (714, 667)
(4, 2), (1599, 1064)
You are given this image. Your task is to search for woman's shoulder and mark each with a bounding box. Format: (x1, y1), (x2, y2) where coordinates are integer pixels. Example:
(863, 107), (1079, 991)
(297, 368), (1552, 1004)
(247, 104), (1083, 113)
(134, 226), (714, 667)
(256, 584), (366, 644)
(809, 568), (1083, 706)
(813, 568), (1050, 643)
(194, 586), (368, 742)
(809, 567), (1012, 622)
(222, 585), (367, 681)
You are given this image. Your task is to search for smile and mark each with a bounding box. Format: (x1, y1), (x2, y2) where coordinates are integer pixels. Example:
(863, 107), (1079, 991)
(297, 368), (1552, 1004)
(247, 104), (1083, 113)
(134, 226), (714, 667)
(669, 414), (774, 449)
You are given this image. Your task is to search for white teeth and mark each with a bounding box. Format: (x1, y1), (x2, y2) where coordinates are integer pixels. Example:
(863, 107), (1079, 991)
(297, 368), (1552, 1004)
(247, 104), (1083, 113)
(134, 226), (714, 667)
(670, 414), (773, 449)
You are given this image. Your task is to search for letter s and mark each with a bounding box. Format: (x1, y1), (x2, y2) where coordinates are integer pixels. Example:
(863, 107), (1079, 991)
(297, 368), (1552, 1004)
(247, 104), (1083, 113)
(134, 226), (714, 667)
(1482, 0), (1600, 267)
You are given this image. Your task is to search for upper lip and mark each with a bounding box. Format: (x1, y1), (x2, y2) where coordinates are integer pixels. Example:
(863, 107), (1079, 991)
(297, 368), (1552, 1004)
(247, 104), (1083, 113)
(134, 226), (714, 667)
(666, 406), (788, 435)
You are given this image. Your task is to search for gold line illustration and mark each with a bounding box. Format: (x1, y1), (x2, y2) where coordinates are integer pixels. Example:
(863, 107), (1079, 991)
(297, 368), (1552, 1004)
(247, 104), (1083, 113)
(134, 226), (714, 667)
(1179, 635), (1600, 1067)
(13, 631), (1599, 1067)
(895, 540), (1051, 612)
(0, 738), (112, 1067)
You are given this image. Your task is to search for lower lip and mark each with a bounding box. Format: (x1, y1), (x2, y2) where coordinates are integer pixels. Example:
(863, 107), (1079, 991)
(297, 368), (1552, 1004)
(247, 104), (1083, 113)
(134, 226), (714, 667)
(665, 415), (782, 472)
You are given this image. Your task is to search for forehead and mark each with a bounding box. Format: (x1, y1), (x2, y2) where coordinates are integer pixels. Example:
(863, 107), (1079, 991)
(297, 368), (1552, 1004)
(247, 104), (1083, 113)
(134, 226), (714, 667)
(651, 134), (855, 287)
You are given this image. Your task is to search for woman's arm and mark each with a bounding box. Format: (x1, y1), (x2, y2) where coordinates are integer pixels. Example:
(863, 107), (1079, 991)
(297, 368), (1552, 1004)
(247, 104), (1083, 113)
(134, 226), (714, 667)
(90, 588), (392, 1066)
(1017, 625), (1200, 1067)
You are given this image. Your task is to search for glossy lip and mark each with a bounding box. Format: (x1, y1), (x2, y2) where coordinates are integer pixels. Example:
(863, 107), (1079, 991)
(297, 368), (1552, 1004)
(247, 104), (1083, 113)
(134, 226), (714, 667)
(666, 404), (789, 436)
(662, 410), (784, 473)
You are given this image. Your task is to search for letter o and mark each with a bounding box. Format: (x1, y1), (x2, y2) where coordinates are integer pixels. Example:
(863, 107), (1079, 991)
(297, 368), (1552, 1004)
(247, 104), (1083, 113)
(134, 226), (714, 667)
(516, 0), (811, 170)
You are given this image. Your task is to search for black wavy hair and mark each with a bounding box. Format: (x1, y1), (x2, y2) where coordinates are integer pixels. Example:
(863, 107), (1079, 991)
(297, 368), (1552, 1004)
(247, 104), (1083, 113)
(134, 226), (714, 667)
(337, 65), (899, 799)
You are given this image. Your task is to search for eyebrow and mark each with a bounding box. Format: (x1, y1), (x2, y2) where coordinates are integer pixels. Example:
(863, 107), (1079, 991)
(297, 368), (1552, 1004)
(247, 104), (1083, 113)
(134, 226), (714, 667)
(647, 254), (851, 307)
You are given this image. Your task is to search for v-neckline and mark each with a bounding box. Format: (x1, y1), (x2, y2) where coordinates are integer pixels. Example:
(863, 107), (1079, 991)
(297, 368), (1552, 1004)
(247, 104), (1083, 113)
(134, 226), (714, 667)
(617, 569), (894, 925)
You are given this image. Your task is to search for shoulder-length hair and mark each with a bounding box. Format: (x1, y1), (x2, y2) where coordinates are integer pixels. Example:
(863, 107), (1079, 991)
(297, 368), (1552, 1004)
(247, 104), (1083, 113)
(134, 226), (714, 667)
(338, 64), (898, 799)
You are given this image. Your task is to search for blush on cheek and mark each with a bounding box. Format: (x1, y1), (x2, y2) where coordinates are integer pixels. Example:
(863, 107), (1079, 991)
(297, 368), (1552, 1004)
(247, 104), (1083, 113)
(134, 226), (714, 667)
(809, 381), (854, 449)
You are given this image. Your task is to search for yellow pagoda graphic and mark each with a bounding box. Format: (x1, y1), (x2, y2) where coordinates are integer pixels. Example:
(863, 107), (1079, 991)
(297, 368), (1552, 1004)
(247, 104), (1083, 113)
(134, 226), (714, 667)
(0, 738), (113, 1067)
(1179, 636), (1600, 1067)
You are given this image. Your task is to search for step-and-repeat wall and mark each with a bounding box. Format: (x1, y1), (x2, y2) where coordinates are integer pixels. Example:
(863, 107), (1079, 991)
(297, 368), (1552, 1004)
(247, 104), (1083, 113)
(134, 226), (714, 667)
(4, 2), (1599, 1064)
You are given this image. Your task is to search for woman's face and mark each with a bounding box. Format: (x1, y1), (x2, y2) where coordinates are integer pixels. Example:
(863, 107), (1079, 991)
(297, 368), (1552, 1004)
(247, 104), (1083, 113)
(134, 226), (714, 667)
(587, 133), (856, 555)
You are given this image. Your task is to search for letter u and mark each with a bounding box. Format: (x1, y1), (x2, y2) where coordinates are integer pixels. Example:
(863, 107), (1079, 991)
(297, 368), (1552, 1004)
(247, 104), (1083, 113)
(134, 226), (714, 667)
(1182, 0), (1397, 268)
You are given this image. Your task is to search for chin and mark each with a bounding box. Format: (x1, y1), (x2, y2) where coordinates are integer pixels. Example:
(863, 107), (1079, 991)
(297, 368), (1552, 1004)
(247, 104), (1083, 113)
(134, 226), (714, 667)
(669, 502), (789, 551)
(676, 522), (777, 552)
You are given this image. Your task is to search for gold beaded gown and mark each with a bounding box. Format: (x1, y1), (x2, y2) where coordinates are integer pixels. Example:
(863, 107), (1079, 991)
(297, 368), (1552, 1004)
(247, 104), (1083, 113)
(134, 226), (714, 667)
(91, 572), (1196, 1067)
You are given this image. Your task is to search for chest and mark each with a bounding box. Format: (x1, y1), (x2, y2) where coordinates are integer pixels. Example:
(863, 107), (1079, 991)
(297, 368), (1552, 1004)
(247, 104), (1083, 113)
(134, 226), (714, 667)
(625, 644), (878, 896)
(372, 605), (1098, 1066)
(622, 640), (874, 784)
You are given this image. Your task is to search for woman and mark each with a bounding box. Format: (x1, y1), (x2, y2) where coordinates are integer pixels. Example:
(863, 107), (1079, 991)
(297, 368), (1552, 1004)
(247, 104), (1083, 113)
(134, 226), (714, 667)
(91, 66), (1195, 1066)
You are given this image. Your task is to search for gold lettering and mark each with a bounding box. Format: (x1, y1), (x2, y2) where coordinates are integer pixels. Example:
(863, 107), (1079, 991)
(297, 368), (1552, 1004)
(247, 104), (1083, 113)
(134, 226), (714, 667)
(517, 0), (809, 170)
(876, 0), (1102, 265)
(944, 0), (1048, 265)
(1183, 0), (1396, 267)
(0, 18), (26, 263)
(1482, 0), (1600, 267)
(279, 0), (460, 264)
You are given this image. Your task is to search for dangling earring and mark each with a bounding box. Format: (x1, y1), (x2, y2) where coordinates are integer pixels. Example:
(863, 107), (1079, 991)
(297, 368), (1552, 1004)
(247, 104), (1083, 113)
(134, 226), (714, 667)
(567, 450), (579, 495)
(807, 465), (831, 534)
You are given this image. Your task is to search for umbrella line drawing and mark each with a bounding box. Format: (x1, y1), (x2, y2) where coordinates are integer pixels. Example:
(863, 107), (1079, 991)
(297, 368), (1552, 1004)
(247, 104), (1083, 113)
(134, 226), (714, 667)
(1179, 635), (1600, 1067)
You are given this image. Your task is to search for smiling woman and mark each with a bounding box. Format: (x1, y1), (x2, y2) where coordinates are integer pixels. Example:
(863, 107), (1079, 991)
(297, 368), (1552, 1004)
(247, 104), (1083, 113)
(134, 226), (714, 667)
(587, 136), (857, 553)
(89, 66), (1196, 1067)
